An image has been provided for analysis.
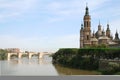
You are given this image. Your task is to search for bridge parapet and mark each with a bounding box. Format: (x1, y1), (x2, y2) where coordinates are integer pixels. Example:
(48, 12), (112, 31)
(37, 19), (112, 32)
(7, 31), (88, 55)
(7, 52), (52, 60)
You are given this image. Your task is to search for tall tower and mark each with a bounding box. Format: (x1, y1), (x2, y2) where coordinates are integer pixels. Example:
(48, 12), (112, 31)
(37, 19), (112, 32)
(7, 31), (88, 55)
(80, 24), (84, 48)
(114, 30), (119, 40)
(95, 21), (102, 39)
(83, 5), (91, 47)
(106, 23), (110, 38)
(98, 21), (102, 31)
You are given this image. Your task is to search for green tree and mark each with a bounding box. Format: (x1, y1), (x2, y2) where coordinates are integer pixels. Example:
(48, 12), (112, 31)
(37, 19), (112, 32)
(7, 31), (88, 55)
(0, 49), (8, 60)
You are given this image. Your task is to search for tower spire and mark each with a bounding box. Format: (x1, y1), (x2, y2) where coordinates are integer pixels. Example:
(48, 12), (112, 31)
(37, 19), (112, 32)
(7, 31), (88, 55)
(107, 20), (109, 26)
(102, 27), (106, 36)
(85, 3), (89, 15)
(116, 30), (118, 34)
(99, 20), (100, 25)
(107, 20), (110, 31)
(98, 20), (102, 31)
(82, 3), (91, 47)
(93, 30), (95, 37)
(114, 29), (119, 40)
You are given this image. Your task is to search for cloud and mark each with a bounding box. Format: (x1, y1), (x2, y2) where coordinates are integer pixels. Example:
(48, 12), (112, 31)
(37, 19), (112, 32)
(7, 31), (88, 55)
(0, 0), (110, 23)
(45, 0), (110, 15)
(47, 17), (64, 23)
(0, 34), (79, 52)
(0, 0), (120, 52)
(110, 19), (120, 38)
(0, 0), (37, 21)
(39, 0), (110, 23)
(44, 1), (80, 16)
(48, 34), (79, 48)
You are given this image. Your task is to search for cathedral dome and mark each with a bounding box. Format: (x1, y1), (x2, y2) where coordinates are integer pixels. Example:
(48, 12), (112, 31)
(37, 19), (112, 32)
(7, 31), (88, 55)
(108, 41), (117, 45)
(98, 29), (110, 40)
(98, 36), (109, 40)
(97, 30), (102, 35)
(91, 37), (98, 42)
(95, 30), (102, 38)
(95, 22), (103, 38)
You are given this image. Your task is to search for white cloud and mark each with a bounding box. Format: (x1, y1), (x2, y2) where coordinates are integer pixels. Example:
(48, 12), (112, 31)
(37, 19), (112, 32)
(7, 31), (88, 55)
(0, 0), (37, 21)
(41, 0), (110, 23)
(48, 34), (79, 48)
(47, 2), (61, 11)
(110, 19), (120, 38)
(0, 0), (120, 52)
(0, 0), (113, 22)
(0, 34), (79, 52)
(47, 17), (64, 23)
(45, 0), (110, 15)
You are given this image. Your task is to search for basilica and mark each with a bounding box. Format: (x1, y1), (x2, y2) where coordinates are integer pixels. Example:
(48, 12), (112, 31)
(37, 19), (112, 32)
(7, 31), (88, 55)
(80, 5), (120, 48)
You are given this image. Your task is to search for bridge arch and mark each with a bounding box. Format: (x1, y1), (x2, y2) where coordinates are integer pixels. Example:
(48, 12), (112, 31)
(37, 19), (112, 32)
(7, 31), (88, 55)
(7, 52), (52, 60)
(40, 53), (51, 58)
(8, 53), (17, 60)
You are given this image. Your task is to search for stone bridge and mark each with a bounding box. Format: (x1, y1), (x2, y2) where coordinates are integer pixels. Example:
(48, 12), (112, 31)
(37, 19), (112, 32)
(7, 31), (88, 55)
(7, 52), (52, 60)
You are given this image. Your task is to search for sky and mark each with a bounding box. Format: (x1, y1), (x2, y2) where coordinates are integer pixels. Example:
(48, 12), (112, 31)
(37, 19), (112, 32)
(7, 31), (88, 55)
(0, 0), (120, 52)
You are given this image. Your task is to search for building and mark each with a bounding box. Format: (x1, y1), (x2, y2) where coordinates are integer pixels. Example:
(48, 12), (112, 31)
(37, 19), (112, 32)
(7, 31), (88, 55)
(80, 5), (120, 48)
(5, 48), (20, 53)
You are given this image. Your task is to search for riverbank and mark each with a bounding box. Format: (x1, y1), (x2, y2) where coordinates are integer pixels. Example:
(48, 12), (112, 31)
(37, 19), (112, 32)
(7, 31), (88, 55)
(52, 48), (120, 75)
(54, 64), (101, 75)
(0, 49), (8, 60)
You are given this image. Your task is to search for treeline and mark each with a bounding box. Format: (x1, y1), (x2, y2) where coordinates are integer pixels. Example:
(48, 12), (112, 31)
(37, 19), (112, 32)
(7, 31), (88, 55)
(78, 48), (120, 59)
(52, 48), (120, 74)
(0, 49), (8, 60)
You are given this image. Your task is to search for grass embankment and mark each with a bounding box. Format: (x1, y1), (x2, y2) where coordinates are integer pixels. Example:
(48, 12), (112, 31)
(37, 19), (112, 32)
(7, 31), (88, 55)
(52, 48), (120, 75)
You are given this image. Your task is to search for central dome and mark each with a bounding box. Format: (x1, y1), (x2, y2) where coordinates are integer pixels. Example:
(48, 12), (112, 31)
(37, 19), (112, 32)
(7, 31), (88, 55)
(95, 30), (102, 38)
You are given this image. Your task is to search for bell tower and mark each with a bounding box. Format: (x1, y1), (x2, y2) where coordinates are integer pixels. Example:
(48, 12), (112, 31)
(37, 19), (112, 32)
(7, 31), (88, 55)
(106, 23), (110, 38)
(80, 24), (84, 48)
(114, 30), (119, 40)
(83, 5), (91, 47)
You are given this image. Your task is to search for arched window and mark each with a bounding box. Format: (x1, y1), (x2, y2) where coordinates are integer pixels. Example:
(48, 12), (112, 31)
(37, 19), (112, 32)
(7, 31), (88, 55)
(84, 22), (86, 27)
(87, 22), (89, 27)
(87, 35), (89, 40)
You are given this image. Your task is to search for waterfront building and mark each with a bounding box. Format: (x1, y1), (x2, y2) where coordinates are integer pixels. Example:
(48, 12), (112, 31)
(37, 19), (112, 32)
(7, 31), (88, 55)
(80, 5), (120, 48)
(5, 48), (20, 53)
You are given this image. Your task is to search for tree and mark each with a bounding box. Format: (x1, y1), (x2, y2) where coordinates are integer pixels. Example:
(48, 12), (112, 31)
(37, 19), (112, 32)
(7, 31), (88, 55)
(0, 49), (8, 60)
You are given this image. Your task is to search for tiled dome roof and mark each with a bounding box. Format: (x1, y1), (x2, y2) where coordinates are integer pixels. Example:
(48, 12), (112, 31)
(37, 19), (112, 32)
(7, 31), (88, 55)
(91, 38), (98, 42)
(95, 30), (102, 36)
(98, 36), (110, 40)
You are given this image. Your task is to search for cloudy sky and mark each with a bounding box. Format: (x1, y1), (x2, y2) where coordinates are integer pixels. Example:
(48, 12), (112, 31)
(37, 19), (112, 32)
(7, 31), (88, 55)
(0, 0), (120, 52)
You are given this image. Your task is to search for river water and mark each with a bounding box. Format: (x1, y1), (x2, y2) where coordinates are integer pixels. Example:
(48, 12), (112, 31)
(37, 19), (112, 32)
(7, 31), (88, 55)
(0, 55), (100, 76)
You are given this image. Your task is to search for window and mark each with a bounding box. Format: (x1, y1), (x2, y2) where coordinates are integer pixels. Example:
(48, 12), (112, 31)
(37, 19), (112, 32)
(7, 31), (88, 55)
(87, 35), (89, 40)
(87, 22), (89, 27)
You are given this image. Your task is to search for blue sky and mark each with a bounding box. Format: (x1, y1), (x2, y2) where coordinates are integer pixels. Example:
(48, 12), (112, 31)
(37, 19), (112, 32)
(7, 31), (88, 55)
(0, 0), (120, 52)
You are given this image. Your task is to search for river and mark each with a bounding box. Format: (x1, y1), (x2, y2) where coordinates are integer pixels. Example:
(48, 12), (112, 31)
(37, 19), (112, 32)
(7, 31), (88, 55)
(0, 55), (100, 76)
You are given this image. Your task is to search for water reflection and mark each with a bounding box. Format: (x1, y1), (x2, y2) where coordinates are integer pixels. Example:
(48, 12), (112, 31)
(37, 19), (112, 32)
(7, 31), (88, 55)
(0, 55), (101, 76)
(1, 56), (58, 76)
(10, 58), (51, 65)
(54, 64), (101, 75)
(0, 61), (1, 75)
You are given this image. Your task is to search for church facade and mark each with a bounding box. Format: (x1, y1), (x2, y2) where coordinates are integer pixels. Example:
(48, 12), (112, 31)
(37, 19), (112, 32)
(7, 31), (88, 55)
(80, 5), (120, 48)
